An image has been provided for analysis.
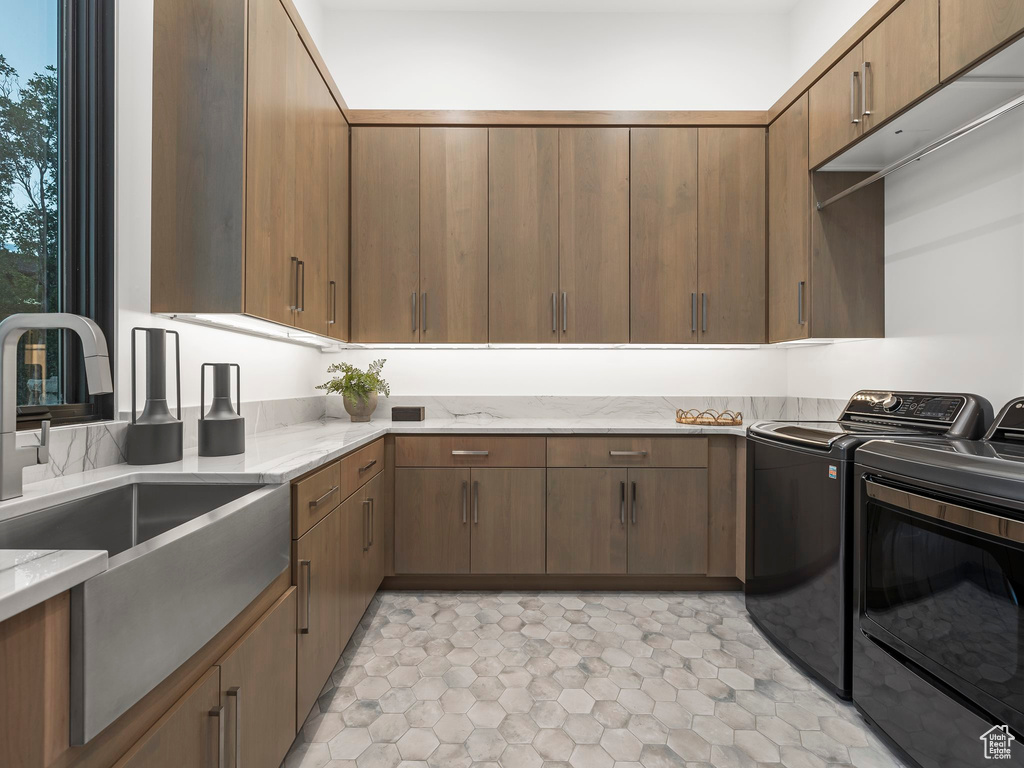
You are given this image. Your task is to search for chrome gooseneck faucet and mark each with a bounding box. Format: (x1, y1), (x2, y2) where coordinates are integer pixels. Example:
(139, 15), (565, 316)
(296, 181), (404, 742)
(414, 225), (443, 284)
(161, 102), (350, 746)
(0, 313), (113, 500)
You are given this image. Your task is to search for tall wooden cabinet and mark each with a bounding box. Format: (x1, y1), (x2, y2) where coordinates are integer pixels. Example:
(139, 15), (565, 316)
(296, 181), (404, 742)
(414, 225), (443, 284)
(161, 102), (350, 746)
(152, 0), (346, 337)
(327, 106), (350, 340)
(488, 128), (560, 343)
(697, 128), (767, 344)
(559, 128), (631, 343)
(630, 128), (699, 344)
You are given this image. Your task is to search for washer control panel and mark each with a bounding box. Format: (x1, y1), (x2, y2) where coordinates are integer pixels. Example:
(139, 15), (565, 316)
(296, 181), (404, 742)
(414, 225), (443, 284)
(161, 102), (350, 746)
(844, 391), (966, 425)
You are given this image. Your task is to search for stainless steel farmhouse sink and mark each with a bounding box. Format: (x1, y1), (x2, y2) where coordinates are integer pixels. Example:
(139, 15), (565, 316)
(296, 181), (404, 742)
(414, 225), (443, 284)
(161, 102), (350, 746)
(0, 481), (290, 744)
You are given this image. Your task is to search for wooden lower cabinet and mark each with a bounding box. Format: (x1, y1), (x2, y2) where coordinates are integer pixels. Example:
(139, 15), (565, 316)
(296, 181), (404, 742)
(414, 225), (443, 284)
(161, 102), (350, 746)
(395, 468), (472, 574)
(547, 468), (628, 574)
(294, 505), (343, 725)
(626, 469), (708, 575)
(340, 488), (371, 645)
(470, 468), (546, 574)
(363, 472), (389, 600)
(113, 668), (221, 768)
(216, 588), (297, 768)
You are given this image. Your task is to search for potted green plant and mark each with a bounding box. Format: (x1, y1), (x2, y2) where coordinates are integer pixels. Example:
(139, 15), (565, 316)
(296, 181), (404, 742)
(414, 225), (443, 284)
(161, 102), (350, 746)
(318, 359), (391, 422)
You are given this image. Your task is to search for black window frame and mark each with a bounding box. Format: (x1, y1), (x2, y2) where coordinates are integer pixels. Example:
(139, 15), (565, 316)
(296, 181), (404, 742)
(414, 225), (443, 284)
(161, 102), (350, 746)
(14, 0), (115, 429)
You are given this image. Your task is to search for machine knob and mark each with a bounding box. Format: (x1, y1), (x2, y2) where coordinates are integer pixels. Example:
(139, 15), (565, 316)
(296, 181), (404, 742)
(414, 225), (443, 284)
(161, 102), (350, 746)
(881, 394), (902, 412)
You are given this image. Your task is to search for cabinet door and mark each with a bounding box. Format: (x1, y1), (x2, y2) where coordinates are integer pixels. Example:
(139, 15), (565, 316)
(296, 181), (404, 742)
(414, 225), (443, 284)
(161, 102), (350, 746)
(547, 469), (627, 574)
(114, 668), (220, 768)
(559, 128), (630, 343)
(244, 0), (299, 326)
(351, 127), (420, 342)
(697, 128), (766, 344)
(395, 468), (471, 573)
(294, 507), (342, 725)
(364, 472), (389, 598)
(627, 469), (708, 575)
(328, 107), (350, 340)
(488, 128), (559, 343)
(293, 57), (331, 335)
(941, 0), (1024, 81)
(630, 128), (698, 344)
(471, 468), (546, 574)
(218, 589), (297, 768)
(808, 44), (864, 168)
(339, 488), (370, 649)
(862, 0), (938, 129)
(420, 128), (488, 343)
(768, 94), (811, 343)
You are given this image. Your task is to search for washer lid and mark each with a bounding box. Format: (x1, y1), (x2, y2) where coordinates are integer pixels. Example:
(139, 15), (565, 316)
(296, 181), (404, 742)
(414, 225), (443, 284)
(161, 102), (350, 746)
(749, 420), (928, 448)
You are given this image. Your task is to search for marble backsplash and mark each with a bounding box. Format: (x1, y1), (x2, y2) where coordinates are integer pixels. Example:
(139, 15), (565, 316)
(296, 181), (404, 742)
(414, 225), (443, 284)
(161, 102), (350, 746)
(18, 394), (850, 486)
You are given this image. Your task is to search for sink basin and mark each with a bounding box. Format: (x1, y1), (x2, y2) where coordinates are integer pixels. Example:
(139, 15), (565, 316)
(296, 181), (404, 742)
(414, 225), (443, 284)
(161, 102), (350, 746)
(0, 481), (290, 744)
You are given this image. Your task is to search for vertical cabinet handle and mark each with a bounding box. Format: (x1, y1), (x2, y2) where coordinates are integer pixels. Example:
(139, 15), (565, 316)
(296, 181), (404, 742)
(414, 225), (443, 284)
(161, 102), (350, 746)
(701, 292), (708, 333)
(411, 292), (417, 333)
(462, 481), (468, 524)
(849, 70), (861, 125)
(552, 293), (557, 333)
(297, 261), (305, 312)
(362, 499), (370, 551)
(631, 481), (637, 525)
(421, 293), (427, 333)
(562, 292), (567, 333)
(210, 705), (225, 768)
(473, 481), (479, 524)
(690, 293), (697, 333)
(290, 257), (299, 310)
(226, 687), (241, 768)
(619, 481), (626, 525)
(328, 280), (337, 325)
(369, 498), (374, 546)
(797, 281), (805, 326)
(861, 61), (871, 117)
(299, 560), (311, 634)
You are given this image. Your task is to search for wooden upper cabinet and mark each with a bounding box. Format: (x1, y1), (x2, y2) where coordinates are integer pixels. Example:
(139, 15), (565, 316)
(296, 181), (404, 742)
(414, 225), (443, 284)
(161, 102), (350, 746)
(293, 57), (332, 335)
(630, 128), (699, 344)
(488, 128), (560, 343)
(697, 127), (766, 344)
(809, 44), (864, 168)
(351, 126), (420, 342)
(244, 0), (300, 326)
(328, 108), (350, 340)
(559, 128), (630, 343)
(940, 0), (1024, 80)
(768, 94), (811, 343)
(420, 128), (489, 343)
(861, 0), (938, 130)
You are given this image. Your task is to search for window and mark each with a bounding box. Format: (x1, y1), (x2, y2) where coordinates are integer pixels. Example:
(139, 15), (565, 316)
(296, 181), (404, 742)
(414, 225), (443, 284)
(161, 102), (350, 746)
(0, 0), (114, 427)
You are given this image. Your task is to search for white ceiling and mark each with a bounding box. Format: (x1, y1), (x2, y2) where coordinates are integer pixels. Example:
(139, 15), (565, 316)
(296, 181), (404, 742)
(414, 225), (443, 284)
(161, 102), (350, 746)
(320, 0), (800, 12)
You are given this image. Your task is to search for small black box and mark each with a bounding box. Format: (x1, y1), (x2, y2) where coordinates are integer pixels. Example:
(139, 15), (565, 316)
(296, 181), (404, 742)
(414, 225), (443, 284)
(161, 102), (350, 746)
(392, 406), (425, 422)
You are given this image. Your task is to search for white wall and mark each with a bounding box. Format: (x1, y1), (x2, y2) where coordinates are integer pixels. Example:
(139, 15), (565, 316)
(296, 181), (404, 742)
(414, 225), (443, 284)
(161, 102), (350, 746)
(115, 0), (323, 414)
(787, 108), (1024, 409)
(316, 10), (792, 110)
(785, 0), (876, 87)
(332, 348), (789, 397)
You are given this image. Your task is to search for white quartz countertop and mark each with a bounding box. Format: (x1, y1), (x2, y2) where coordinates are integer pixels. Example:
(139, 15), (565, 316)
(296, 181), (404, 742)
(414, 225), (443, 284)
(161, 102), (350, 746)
(0, 414), (745, 621)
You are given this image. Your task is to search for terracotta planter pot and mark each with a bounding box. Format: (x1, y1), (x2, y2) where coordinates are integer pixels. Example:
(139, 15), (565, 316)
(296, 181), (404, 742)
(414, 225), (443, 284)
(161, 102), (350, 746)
(343, 391), (378, 422)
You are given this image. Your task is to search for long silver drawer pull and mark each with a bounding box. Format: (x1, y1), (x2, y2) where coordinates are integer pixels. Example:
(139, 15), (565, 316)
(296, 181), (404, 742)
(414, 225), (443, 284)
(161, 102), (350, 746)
(631, 481), (637, 525)
(210, 705), (225, 768)
(290, 257), (299, 310)
(473, 481), (479, 524)
(691, 292), (697, 333)
(359, 459), (377, 473)
(702, 292), (708, 333)
(369, 498), (374, 546)
(562, 292), (567, 333)
(462, 481), (468, 524)
(452, 450), (489, 456)
(412, 292), (417, 332)
(362, 500), (370, 551)
(797, 281), (805, 325)
(422, 292), (427, 332)
(861, 61), (871, 117)
(227, 687), (241, 768)
(299, 560), (311, 633)
(329, 280), (337, 325)
(849, 70), (860, 124)
(309, 485), (339, 508)
(610, 450), (648, 457)
(865, 480), (1024, 544)
(619, 481), (625, 525)
(297, 260), (305, 312)
(552, 293), (557, 333)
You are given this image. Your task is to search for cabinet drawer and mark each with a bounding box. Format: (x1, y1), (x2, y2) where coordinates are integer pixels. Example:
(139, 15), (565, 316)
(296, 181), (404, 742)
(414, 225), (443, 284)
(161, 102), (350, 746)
(340, 439), (384, 497)
(292, 461), (343, 538)
(395, 436), (546, 467)
(547, 437), (708, 468)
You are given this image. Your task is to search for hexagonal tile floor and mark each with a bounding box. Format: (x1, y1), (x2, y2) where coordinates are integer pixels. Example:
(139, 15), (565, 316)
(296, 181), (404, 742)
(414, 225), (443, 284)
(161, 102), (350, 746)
(283, 591), (904, 768)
